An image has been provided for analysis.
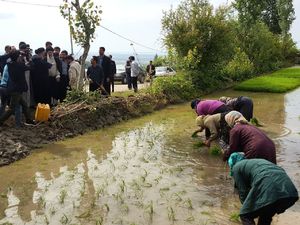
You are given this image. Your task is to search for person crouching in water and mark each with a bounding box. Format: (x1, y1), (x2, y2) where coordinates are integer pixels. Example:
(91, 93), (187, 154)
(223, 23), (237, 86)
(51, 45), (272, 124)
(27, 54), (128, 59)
(219, 96), (253, 121)
(228, 152), (298, 225)
(195, 113), (230, 147)
(223, 111), (276, 164)
(191, 98), (229, 116)
(191, 99), (229, 142)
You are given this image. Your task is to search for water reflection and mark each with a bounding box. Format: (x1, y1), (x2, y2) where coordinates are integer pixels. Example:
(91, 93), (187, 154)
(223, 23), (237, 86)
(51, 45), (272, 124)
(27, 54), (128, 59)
(1, 88), (300, 225)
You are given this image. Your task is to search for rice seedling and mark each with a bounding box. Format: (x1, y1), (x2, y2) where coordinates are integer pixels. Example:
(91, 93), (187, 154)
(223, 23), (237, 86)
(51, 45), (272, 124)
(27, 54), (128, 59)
(201, 211), (211, 215)
(119, 180), (126, 193)
(172, 193), (182, 202)
(185, 215), (195, 222)
(96, 187), (104, 199)
(141, 183), (152, 188)
(160, 187), (170, 192)
(103, 203), (110, 212)
(172, 166), (183, 173)
(183, 198), (193, 209)
(91, 197), (96, 208)
(76, 210), (91, 218)
(50, 207), (56, 215)
(139, 175), (146, 183)
(67, 173), (75, 181)
(168, 206), (176, 222)
(250, 117), (263, 127)
(113, 193), (124, 204)
(109, 160), (116, 171)
(154, 176), (162, 184)
(44, 215), (49, 225)
(60, 214), (70, 225)
(119, 164), (128, 170)
(144, 201), (154, 220)
(37, 196), (46, 208)
(193, 141), (205, 148)
(209, 146), (222, 156)
(121, 203), (129, 214)
(0, 192), (7, 198)
(229, 212), (240, 222)
(59, 189), (67, 204)
(95, 217), (104, 225)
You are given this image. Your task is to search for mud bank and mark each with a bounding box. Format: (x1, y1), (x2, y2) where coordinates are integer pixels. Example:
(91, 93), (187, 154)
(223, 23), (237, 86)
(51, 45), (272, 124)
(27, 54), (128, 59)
(0, 94), (169, 166)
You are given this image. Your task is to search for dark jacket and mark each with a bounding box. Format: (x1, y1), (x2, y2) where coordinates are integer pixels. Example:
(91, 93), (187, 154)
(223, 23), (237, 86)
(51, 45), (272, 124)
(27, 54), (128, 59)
(224, 124), (276, 164)
(87, 65), (104, 85)
(232, 159), (298, 215)
(54, 56), (62, 75)
(6, 61), (29, 93)
(0, 54), (10, 74)
(111, 60), (116, 75)
(30, 56), (52, 104)
(97, 55), (111, 79)
(146, 64), (155, 75)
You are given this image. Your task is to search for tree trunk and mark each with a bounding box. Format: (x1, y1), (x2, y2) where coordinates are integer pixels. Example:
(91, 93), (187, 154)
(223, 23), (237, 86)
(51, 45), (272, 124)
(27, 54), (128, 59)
(78, 44), (90, 90)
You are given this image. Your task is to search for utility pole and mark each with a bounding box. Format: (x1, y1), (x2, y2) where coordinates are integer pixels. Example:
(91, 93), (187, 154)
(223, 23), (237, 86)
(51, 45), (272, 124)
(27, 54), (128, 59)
(68, 8), (74, 55)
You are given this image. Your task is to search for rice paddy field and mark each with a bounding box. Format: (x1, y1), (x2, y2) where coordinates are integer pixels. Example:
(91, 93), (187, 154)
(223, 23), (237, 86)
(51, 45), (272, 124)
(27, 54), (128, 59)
(234, 67), (300, 93)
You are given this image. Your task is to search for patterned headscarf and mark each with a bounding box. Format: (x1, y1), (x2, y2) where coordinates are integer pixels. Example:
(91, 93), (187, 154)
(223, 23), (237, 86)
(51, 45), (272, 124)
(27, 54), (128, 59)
(219, 96), (231, 103)
(196, 115), (206, 127)
(225, 111), (248, 128)
(228, 152), (245, 176)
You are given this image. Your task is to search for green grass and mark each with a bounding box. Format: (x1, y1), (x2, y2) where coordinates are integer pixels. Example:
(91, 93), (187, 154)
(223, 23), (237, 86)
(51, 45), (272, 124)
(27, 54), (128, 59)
(235, 67), (300, 93)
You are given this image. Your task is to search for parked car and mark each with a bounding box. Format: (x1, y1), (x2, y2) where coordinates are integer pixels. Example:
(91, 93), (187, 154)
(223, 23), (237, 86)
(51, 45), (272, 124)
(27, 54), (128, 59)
(154, 66), (176, 78)
(114, 64), (146, 84)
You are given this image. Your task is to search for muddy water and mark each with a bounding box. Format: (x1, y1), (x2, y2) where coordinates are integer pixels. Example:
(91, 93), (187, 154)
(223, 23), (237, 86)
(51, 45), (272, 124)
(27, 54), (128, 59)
(0, 88), (300, 225)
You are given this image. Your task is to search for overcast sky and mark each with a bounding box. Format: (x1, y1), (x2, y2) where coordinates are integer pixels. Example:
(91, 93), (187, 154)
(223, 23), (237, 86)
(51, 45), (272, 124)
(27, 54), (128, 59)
(0, 0), (299, 56)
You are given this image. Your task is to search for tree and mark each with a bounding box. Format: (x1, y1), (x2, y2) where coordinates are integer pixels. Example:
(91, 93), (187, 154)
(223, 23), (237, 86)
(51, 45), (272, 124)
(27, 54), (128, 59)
(161, 0), (236, 74)
(60, 0), (102, 90)
(233, 0), (295, 35)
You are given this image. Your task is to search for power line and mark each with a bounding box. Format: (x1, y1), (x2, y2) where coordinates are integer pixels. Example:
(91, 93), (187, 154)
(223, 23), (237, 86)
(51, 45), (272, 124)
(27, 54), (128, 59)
(99, 25), (162, 52)
(0, 0), (164, 53)
(0, 0), (57, 7)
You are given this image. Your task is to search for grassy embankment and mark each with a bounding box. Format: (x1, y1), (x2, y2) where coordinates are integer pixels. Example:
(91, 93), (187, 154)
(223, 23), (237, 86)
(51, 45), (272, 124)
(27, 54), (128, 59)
(234, 67), (300, 93)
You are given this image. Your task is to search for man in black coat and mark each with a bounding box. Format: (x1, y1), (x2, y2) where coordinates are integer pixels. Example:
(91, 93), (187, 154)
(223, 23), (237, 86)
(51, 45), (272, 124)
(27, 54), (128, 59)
(0, 45), (11, 75)
(0, 51), (34, 126)
(97, 47), (111, 95)
(109, 55), (116, 93)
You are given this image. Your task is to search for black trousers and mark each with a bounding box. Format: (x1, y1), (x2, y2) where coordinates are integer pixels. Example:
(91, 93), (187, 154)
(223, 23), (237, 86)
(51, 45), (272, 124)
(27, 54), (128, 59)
(131, 77), (138, 92)
(89, 83), (100, 92)
(0, 92), (31, 124)
(103, 77), (111, 95)
(236, 96), (253, 121)
(240, 197), (298, 225)
(126, 73), (132, 90)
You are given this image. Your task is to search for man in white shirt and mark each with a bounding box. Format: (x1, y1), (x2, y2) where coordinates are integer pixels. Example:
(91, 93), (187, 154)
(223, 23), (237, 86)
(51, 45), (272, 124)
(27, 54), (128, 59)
(66, 55), (81, 90)
(129, 56), (139, 92)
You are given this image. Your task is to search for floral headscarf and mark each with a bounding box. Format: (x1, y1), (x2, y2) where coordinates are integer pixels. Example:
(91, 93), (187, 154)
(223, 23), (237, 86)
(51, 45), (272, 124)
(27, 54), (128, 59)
(225, 111), (248, 128)
(228, 152), (245, 176)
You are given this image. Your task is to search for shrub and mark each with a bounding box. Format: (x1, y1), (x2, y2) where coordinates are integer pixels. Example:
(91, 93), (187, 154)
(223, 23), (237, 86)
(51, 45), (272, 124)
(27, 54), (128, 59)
(149, 72), (198, 102)
(223, 48), (254, 81)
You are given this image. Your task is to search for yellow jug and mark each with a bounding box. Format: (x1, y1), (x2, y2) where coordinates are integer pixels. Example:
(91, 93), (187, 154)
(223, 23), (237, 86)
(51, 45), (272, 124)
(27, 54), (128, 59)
(35, 103), (50, 122)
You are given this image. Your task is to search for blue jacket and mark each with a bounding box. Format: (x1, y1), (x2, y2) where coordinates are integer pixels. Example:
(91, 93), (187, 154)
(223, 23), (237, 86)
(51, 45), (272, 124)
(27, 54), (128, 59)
(0, 65), (9, 87)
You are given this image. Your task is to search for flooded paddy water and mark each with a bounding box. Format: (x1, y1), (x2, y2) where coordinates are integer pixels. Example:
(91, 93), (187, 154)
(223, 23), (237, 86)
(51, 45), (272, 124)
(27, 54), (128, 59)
(1, 88), (300, 225)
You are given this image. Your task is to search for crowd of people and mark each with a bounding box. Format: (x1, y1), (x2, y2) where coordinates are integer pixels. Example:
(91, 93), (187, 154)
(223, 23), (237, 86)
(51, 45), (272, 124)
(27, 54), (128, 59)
(191, 97), (298, 225)
(0, 42), (145, 127)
